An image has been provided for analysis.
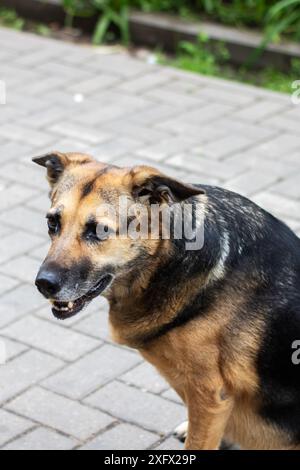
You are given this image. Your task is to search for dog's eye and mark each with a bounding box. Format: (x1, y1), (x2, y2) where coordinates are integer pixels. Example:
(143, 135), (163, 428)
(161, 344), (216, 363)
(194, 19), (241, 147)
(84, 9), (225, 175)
(47, 215), (60, 235)
(84, 221), (113, 243)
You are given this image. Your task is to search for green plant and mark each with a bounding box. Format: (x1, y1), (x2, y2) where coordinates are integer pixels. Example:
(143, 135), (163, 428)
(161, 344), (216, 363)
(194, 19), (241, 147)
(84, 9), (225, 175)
(0, 7), (25, 30)
(62, 0), (130, 44)
(163, 33), (230, 76)
(265, 0), (300, 42)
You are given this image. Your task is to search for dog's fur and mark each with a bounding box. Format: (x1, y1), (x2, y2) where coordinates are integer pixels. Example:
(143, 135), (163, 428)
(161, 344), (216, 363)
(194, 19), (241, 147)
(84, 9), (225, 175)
(33, 152), (300, 450)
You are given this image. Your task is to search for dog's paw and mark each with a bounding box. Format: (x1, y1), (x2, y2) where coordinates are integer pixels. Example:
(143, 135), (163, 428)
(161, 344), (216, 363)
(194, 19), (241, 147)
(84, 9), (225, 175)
(174, 421), (188, 443)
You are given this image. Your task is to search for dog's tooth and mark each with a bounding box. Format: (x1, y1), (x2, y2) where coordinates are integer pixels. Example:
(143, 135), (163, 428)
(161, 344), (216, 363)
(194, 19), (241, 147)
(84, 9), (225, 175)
(68, 302), (74, 309)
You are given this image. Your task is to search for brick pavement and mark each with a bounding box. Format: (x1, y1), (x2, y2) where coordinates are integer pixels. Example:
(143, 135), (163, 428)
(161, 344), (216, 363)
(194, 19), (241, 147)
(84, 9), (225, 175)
(0, 27), (299, 450)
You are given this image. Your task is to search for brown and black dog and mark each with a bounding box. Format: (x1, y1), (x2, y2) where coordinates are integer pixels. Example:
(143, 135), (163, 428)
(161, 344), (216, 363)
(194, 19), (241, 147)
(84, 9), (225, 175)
(33, 151), (300, 450)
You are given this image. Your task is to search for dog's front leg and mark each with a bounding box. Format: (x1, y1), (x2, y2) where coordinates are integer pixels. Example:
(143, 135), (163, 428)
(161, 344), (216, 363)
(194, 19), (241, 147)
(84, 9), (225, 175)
(184, 384), (234, 450)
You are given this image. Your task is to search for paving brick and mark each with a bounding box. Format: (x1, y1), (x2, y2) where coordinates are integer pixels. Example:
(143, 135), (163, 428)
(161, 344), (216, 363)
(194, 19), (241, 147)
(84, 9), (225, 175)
(43, 344), (141, 400)
(0, 124), (54, 147)
(72, 308), (111, 341)
(199, 135), (253, 160)
(67, 74), (122, 94)
(167, 154), (245, 181)
(0, 409), (33, 447)
(155, 437), (184, 450)
(0, 142), (34, 164)
(136, 136), (198, 162)
(176, 102), (235, 124)
(0, 273), (19, 295)
(120, 362), (168, 394)
(145, 88), (206, 109)
(254, 133), (300, 158)
(0, 255), (40, 284)
(3, 427), (77, 450)
(0, 161), (50, 190)
(26, 192), (50, 214)
(28, 243), (50, 262)
(84, 381), (186, 434)
(0, 351), (63, 404)
(103, 119), (170, 144)
(1, 316), (100, 362)
(0, 284), (46, 328)
(0, 336), (28, 362)
(161, 388), (183, 405)
(6, 387), (114, 441)
(84, 53), (151, 78)
(48, 121), (111, 145)
(232, 100), (287, 122)
(276, 174), (300, 199)
(80, 423), (159, 450)
(0, 182), (39, 213)
(225, 170), (280, 197)
(252, 192), (300, 221)
(0, 206), (47, 237)
(117, 70), (171, 94)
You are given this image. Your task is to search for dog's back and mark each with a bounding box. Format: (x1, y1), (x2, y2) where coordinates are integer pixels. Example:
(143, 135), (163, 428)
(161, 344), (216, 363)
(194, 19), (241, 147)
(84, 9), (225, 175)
(202, 186), (300, 448)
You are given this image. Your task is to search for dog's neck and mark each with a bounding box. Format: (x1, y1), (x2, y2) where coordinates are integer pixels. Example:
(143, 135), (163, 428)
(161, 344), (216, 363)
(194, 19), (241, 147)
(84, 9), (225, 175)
(106, 235), (226, 349)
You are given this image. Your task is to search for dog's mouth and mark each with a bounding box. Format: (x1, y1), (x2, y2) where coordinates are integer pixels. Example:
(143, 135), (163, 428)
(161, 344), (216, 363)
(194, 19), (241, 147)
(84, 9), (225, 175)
(51, 274), (113, 320)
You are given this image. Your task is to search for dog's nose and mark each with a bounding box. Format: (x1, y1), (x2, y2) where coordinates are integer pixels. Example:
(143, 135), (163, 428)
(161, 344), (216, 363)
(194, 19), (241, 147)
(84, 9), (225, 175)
(35, 269), (61, 299)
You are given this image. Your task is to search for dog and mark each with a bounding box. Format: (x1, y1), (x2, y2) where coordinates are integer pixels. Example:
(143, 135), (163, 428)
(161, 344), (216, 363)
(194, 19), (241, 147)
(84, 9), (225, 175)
(33, 151), (300, 450)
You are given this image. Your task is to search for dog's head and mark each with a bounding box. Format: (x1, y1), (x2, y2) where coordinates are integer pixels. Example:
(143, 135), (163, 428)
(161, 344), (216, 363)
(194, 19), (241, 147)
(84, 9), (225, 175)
(33, 151), (204, 319)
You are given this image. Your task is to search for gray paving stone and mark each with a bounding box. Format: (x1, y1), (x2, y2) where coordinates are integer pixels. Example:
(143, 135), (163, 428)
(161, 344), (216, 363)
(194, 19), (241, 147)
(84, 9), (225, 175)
(120, 362), (168, 394)
(28, 243), (50, 262)
(276, 174), (300, 199)
(0, 230), (43, 263)
(0, 284), (46, 328)
(0, 206), (47, 237)
(0, 336), (28, 362)
(155, 437), (184, 450)
(0, 161), (50, 190)
(80, 423), (159, 450)
(0, 273), (19, 295)
(3, 427), (77, 450)
(232, 99), (288, 121)
(0, 255), (41, 284)
(0, 124), (54, 147)
(42, 344), (141, 400)
(0, 182), (39, 213)
(252, 192), (300, 222)
(0, 409), (33, 447)
(168, 154), (245, 181)
(161, 388), (183, 405)
(225, 170), (280, 197)
(6, 387), (114, 441)
(254, 133), (300, 158)
(1, 316), (100, 362)
(84, 381), (186, 434)
(199, 135), (253, 160)
(48, 121), (111, 145)
(72, 308), (111, 341)
(0, 350), (63, 404)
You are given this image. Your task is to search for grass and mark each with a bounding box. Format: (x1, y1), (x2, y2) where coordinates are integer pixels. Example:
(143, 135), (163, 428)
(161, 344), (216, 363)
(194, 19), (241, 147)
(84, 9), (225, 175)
(159, 35), (300, 94)
(0, 6), (51, 37)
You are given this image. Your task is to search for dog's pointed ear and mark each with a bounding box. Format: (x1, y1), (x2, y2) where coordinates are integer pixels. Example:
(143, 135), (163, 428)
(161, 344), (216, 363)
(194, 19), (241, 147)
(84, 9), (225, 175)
(32, 152), (94, 187)
(130, 166), (205, 205)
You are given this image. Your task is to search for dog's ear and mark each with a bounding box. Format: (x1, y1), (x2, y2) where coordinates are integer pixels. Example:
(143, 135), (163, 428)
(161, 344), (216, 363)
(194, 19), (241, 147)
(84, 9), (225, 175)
(32, 152), (94, 187)
(130, 166), (205, 205)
